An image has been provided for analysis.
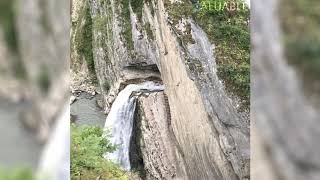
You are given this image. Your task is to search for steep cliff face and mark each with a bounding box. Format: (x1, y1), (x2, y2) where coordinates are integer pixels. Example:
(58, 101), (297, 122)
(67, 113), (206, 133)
(252, 0), (320, 179)
(132, 92), (187, 179)
(72, 0), (250, 179)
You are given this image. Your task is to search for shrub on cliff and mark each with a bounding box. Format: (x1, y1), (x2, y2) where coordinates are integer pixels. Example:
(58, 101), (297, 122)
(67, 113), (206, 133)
(194, 0), (250, 108)
(71, 124), (128, 180)
(165, 0), (250, 108)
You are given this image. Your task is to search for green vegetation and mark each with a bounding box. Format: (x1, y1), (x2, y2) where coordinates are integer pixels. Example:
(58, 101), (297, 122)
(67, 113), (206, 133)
(93, 0), (114, 66)
(116, 0), (134, 53)
(0, 167), (34, 180)
(165, 0), (250, 107)
(71, 124), (128, 180)
(73, 0), (249, 107)
(164, 0), (193, 25)
(131, 0), (144, 22)
(93, 16), (108, 34)
(280, 0), (320, 86)
(116, 0), (153, 54)
(185, 57), (204, 73)
(144, 22), (154, 41)
(74, 0), (96, 76)
(194, 0), (250, 106)
(93, 16), (110, 51)
(164, 0), (195, 44)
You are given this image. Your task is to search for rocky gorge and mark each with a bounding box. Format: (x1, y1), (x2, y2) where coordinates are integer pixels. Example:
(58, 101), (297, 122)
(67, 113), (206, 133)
(71, 0), (250, 179)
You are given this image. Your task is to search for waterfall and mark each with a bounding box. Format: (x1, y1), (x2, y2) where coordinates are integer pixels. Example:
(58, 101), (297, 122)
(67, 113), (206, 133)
(37, 104), (70, 180)
(104, 81), (164, 170)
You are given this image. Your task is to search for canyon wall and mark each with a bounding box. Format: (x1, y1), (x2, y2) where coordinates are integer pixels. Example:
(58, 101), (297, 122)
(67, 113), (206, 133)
(72, 0), (250, 179)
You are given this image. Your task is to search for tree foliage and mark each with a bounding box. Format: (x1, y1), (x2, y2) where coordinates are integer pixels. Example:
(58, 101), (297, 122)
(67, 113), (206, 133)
(71, 124), (128, 180)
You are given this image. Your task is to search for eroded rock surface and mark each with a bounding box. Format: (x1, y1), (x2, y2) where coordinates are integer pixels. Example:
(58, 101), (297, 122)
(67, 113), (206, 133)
(131, 92), (187, 180)
(72, 0), (250, 179)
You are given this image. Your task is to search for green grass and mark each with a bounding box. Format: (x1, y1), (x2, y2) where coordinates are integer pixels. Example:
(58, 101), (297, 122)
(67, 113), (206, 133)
(71, 124), (128, 180)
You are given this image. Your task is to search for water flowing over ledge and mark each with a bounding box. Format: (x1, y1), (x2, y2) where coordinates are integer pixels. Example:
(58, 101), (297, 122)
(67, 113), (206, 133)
(37, 104), (70, 180)
(104, 81), (164, 170)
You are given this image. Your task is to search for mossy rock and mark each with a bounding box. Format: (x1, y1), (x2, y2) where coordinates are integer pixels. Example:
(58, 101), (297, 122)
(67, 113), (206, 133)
(193, 0), (250, 108)
(74, 0), (96, 76)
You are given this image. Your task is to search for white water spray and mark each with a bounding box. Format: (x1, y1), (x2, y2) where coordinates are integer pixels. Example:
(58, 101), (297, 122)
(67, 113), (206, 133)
(104, 81), (164, 170)
(37, 104), (70, 180)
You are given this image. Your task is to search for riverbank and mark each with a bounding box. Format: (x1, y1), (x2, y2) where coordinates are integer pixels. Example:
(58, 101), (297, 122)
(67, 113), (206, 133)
(71, 91), (106, 127)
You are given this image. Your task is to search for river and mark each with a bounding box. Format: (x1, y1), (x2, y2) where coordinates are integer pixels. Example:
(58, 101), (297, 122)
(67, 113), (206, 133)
(0, 98), (43, 169)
